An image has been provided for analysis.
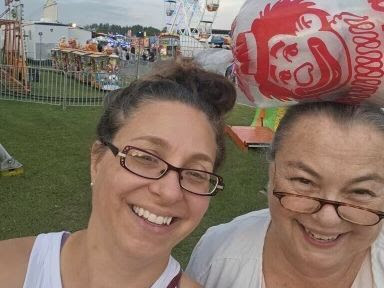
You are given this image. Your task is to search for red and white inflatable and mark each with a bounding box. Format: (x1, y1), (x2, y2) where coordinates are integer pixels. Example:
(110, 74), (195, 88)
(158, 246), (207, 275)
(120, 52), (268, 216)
(232, 0), (384, 107)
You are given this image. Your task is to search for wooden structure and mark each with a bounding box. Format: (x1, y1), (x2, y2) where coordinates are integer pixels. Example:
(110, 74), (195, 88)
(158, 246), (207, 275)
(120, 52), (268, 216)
(226, 125), (274, 151)
(0, 0), (30, 94)
(226, 108), (286, 151)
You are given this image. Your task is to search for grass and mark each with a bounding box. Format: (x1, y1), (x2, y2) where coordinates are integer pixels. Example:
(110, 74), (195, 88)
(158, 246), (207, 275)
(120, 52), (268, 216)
(0, 100), (269, 267)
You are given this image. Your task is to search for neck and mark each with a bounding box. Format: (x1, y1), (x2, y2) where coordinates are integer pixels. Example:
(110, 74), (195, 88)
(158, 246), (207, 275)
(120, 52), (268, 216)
(61, 228), (170, 288)
(262, 223), (367, 288)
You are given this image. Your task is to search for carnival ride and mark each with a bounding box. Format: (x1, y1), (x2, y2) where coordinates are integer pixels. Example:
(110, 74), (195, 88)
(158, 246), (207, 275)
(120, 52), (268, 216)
(163, 0), (220, 57)
(51, 38), (121, 91)
(0, 0), (30, 95)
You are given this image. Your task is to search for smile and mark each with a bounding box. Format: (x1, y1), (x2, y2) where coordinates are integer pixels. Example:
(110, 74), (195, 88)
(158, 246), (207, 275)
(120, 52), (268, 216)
(304, 226), (340, 242)
(132, 205), (173, 226)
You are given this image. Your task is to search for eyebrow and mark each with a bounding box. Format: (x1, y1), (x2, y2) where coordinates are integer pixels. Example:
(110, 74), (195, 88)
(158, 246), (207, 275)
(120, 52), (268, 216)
(131, 135), (214, 165)
(132, 135), (171, 149)
(285, 161), (384, 184)
(285, 161), (320, 178)
(270, 40), (286, 58)
(347, 174), (384, 185)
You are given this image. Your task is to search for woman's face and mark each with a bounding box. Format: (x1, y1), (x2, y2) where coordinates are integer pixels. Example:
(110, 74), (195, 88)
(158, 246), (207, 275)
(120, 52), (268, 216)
(90, 100), (216, 259)
(268, 114), (384, 270)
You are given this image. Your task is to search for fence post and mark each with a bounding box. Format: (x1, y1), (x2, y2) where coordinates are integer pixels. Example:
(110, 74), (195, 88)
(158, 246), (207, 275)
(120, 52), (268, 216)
(62, 71), (67, 110)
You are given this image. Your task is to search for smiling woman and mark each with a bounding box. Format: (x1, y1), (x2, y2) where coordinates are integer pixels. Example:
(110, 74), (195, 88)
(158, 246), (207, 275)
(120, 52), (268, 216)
(0, 59), (236, 288)
(186, 101), (384, 288)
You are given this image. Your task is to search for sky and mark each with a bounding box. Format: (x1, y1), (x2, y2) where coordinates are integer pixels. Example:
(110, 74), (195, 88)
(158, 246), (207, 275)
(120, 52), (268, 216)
(14, 0), (246, 30)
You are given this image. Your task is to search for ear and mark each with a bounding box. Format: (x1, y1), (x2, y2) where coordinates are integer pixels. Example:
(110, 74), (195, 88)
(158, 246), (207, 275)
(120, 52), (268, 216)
(296, 13), (322, 35)
(90, 140), (104, 183)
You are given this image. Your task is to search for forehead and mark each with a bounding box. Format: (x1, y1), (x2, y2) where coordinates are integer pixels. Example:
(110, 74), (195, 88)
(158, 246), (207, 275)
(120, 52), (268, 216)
(276, 114), (384, 171)
(113, 100), (216, 155)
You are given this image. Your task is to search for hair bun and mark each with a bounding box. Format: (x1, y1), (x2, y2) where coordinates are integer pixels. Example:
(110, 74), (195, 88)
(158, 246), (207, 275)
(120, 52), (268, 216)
(148, 59), (237, 116)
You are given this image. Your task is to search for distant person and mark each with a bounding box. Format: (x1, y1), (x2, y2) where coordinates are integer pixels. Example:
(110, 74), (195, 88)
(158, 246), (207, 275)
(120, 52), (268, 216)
(97, 42), (103, 53)
(187, 101), (384, 287)
(130, 46), (136, 62)
(0, 60), (236, 288)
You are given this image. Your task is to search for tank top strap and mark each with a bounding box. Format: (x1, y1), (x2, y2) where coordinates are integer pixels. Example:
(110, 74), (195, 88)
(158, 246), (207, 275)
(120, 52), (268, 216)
(23, 231), (69, 288)
(167, 269), (182, 288)
(151, 256), (182, 288)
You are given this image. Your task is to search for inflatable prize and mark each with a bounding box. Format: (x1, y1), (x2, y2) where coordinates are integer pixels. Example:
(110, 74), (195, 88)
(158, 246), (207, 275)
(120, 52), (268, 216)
(232, 0), (384, 107)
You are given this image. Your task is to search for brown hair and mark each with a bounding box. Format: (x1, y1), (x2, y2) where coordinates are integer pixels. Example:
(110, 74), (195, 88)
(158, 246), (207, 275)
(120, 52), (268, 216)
(97, 59), (237, 170)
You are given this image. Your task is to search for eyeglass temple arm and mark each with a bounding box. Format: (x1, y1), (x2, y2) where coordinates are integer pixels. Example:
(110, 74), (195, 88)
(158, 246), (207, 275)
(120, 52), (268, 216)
(100, 140), (119, 156)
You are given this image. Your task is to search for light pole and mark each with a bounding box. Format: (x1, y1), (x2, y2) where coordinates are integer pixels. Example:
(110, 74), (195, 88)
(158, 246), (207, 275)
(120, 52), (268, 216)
(135, 31), (144, 80)
(38, 31), (43, 66)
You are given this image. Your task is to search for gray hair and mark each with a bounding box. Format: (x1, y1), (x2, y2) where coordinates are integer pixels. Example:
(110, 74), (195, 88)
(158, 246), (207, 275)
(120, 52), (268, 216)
(268, 102), (384, 161)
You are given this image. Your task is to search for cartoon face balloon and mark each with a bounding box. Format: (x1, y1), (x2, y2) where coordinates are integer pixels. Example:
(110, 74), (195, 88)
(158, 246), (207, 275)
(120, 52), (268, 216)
(232, 0), (384, 107)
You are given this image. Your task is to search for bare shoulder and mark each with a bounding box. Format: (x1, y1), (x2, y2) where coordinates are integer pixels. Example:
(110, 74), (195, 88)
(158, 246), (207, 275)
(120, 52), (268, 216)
(180, 272), (202, 288)
(0, 236), (36, 288)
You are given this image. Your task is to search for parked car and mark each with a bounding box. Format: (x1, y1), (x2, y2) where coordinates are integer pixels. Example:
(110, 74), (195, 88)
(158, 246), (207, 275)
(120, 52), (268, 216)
(209, 35), (225, 48)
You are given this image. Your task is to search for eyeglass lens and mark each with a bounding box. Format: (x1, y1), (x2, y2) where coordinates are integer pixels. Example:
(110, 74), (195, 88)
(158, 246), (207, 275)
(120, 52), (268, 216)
(125, 148), (218, 195)
(280, 195), (380, 226)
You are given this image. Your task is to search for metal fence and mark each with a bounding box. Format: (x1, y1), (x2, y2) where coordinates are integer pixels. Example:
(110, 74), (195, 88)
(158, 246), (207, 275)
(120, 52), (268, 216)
(0, 62), (149, 108)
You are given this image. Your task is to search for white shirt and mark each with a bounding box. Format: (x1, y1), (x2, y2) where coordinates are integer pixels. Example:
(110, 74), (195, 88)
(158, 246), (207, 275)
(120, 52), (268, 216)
(186, 209), (384, 288)
(23, 231), (181, 288)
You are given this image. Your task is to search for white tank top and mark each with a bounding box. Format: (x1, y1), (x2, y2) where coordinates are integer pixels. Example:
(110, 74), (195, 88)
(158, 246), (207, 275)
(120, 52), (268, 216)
(23, 231), (182, 288)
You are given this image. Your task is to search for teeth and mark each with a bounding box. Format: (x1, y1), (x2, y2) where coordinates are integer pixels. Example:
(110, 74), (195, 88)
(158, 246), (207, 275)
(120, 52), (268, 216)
(132, 205), (173, 226)
(304, 227), (339, 241)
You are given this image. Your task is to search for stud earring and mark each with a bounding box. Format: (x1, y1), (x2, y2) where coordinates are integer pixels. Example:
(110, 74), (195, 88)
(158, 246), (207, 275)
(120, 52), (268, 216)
(90, 182), (94, 186)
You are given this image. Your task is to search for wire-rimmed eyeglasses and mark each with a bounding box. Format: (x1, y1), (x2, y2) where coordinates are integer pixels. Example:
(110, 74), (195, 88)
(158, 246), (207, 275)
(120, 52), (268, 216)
(273, 191), (384, 226)
(102, 141), (224, 196)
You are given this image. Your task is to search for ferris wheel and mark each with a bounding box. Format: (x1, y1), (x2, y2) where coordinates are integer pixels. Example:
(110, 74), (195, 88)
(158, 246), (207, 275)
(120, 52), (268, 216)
(164, 0), (220, 39)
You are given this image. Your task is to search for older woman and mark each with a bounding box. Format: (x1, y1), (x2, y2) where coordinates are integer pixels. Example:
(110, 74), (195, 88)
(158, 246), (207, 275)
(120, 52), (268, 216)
(187, 102), (384, 287)
(0, 60), (236, 288)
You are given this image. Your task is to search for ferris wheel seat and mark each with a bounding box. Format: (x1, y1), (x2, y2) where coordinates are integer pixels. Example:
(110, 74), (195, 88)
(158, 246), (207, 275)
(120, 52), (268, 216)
(206, 4), (219, 12)
(166, 9), (174, 16)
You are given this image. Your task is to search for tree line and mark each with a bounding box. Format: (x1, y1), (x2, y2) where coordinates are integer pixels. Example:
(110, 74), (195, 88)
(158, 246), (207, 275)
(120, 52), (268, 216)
(84, 23), (165, 36)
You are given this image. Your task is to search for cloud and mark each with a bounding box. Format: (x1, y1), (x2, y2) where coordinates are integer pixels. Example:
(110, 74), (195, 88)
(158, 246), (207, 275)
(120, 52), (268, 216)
(20, 0), (246, 29)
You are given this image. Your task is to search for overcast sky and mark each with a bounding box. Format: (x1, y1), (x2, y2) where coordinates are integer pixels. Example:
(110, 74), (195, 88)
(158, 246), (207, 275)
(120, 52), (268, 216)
(15, 0), (246, 30)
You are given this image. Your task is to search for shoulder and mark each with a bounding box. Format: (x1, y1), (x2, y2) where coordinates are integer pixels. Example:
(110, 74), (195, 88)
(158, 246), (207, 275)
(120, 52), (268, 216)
(194, 209), (271, 256)
(0, 236), (36, 288)
(179, 272), (202, 288)
(186, 209), (270, 286)
(204, 209), (270, 238)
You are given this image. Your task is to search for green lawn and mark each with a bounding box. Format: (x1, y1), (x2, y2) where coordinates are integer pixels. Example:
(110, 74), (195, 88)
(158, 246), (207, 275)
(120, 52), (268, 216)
(0, 100), (269, 267)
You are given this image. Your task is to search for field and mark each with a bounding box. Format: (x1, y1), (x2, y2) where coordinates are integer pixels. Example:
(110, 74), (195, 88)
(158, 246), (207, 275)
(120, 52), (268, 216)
(0, 100), (269, 267)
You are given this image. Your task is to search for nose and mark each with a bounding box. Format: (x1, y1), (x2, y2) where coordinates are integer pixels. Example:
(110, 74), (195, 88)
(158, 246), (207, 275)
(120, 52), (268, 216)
(148, 170), (184, 204)
(311, 203), (344, 227)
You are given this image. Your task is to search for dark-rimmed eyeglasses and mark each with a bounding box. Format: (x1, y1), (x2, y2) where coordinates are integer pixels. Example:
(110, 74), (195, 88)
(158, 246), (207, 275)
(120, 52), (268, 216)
(102, 141), (224, 196)
(273, 191), (384, 226)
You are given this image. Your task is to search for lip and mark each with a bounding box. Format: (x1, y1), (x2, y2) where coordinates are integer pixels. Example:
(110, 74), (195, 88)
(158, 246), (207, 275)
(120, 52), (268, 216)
(128, 204), (180, 234)
(298, 221), (347, 248)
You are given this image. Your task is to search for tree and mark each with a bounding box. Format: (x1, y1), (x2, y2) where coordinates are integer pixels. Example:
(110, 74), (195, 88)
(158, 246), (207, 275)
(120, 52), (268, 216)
(84, 23), (161, 36)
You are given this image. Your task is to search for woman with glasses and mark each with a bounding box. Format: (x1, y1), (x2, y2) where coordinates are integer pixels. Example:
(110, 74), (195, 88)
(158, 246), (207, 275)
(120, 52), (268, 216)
(0, 59), (236, 288)
(187, 102), (384, 287)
